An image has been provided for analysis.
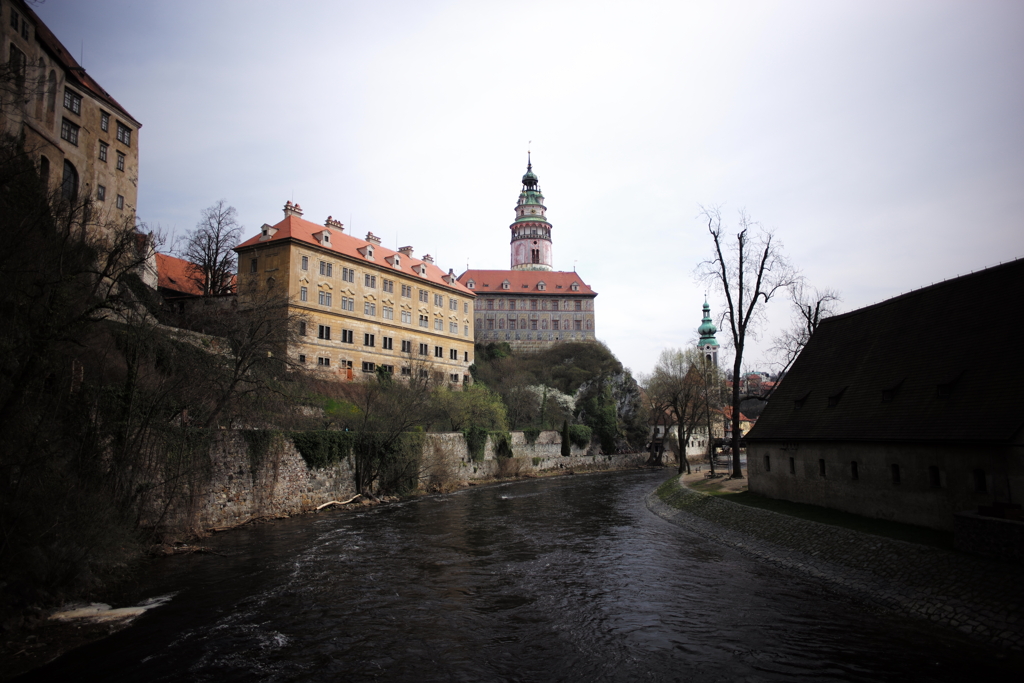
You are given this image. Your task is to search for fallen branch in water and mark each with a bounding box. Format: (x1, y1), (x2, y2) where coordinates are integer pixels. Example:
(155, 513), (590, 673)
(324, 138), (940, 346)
(316, 494), (362, 510)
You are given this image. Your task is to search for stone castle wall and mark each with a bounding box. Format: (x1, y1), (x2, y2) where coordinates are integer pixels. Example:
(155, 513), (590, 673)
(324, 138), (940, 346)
(147, 430), (643, 533)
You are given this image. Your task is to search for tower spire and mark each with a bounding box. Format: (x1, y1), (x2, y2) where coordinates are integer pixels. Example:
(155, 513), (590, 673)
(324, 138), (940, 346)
(509, 157), (552, 271)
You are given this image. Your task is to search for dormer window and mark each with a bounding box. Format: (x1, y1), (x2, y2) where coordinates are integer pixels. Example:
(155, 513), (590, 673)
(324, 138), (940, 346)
(467, 280), (475, 289)
(502, 280), (510, 290)
(537, 281), (546, 291)
(366, 245), (373, 257)
(416, 264), (427, 275)
(571, 282), (579, 291)
(394, 254), (401, 268)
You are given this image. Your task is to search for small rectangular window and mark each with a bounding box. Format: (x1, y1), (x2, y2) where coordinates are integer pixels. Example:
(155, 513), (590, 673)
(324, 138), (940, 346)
(364, 302), (376, 316)
(99, 142), (108, 162)
(450, 374), (460, 383)
(364, 333), (375, 347)
(382, 306), (394, 320)
(401, 340), (412, 353)
(318, 357), (330, 367)
(763, 455), (771, 472)
(300, 286), (308, 302)
(418, 343), (428, 355)
(299, 321), (307, 336)
(319, 291), (332, 306)
(320, 261), (332, 277)
(401, 367), (411, 376)
(401, 310), (412, 324)
(434, 318), (443, 331)
(382, 279), (394, 293)
(364, 274), (376, 288)
(96, 185), (106, 201)
(116, 195), (125, 210)
(402, 284), (412, 298)
(449, 348), (458, 360)
(380, 364), (394, 374)
(116, 152), (125, 171)
(382, 337), (393, 350)
(63, 89), (82, 115)
(450, 322), (458, 334)
(789, 457), (795, 475)
(250, 258), (258, 273)
(301, 255), (309, 270)
(116, 122), (132, 146)
(419, 315), (428, 328)
(60, 118), (79, 145)
(434, 294), (443, 307)
(298, 354), (306, 363)
(318, 325), (331, 340)
(434, 346), (443, 358)
(818, 459), (826, 478)
(341, 330), (353, 344)
(362, 361), (376, 373)
(419, 289), (428, 303)
(342, 296), (354, 311)
(100, 111), (110, 132)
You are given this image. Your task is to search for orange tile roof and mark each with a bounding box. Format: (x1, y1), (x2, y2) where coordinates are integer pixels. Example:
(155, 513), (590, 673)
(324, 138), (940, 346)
(156, 253), (204, 297)
(457, 269), (597, 295)
(236, 213), (474, 296)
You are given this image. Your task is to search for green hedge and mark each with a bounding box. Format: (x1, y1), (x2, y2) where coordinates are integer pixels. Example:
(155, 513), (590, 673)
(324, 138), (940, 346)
(523, 427), (541, 445)
(567, 425), (593, 450)
(289, 431), (354, 469)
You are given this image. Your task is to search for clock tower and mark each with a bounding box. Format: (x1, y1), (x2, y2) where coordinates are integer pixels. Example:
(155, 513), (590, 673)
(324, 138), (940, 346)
(510, 154), (553, 271)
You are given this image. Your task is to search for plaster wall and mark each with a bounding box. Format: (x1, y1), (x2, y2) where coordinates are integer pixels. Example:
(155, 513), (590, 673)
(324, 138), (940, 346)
(747, 440), (1023, 531)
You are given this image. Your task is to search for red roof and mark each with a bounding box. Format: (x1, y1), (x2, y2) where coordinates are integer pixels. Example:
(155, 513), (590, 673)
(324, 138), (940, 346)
(156, 253), (203, 297)
(236, 213), (473, 295)
(720, 406), (753, 423)
(457, 269), (597, 295)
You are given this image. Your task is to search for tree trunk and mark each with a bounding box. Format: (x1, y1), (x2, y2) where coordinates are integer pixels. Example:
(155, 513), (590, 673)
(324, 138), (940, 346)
(730, 357), (743, 478)
(676, 423), (690, 475)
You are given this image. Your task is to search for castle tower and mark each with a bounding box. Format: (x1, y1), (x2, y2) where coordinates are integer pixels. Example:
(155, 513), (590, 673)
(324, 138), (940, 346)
(698, 301), (720, 366)
(510, 154), (553, 271)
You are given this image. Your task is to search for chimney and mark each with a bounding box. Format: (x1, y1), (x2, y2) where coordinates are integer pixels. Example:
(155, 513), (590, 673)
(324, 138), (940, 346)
(325, 216), (344, 231)
(422, 253), (434, 264)
(365, 231), (382, 245)
(398, 245), (415, 258)
(284, 201), (303, 218)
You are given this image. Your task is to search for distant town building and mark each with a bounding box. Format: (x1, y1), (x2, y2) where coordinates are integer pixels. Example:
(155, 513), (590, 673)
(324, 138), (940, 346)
(235, 202), (474, 383)
(459, 158), (597, 351)
(746, 258), (1024, 551)
(0, 0), (140, 217)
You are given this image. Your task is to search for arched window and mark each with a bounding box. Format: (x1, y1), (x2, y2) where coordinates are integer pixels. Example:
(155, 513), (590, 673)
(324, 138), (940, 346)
(61, 160), (78, 200)
(46, 70), (57, 126)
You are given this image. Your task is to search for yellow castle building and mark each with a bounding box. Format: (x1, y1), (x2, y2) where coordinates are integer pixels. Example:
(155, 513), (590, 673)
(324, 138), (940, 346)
(235, 202), (475, 383)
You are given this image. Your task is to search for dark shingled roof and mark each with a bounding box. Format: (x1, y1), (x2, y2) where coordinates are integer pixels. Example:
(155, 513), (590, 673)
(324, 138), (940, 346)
(746, 258), (1024, 444)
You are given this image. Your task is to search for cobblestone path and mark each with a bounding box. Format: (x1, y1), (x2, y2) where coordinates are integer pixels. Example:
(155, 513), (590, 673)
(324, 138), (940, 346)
(647, 475), (1023, 651)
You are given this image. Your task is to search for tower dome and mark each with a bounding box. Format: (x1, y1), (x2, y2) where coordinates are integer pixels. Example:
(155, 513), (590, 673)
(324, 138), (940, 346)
(698, 301), (719, 366)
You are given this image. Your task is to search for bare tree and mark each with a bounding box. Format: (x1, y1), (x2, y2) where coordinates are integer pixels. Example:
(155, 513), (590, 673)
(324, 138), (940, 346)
(696, 206), (798, 478)
(647, 348), (723, 475)
(181, 200), (241, 296)
(770, 282), (842, 377)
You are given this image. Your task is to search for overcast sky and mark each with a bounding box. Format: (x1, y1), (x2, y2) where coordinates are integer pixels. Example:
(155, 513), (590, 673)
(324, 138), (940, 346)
(37, 0), (1024, 378)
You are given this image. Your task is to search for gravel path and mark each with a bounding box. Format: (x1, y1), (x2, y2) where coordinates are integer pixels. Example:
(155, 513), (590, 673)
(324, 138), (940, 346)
(646, 475), (1023, 651)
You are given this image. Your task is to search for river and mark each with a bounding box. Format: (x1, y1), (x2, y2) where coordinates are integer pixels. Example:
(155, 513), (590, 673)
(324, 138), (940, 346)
(21, 469), (1021, 682)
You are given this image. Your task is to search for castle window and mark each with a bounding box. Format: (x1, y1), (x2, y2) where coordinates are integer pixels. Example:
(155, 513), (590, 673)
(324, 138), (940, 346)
(379, 364), (394, 374)
(401, 311), (411, 323)
(402, 284), (412, 298)
(531, 249), (540, 263)
(301, 256), (308, 270)
(571, 283), (579, 291)
(318, 325), (331, 340)
(487, 299), (494, 310)
(382, 279), (394, 293)
(99, 142), (108, 162)
(434, 346), (443, 358)
(402, 367), (412, 376)
(364, 302), (376, 316)
(401, 340), (412, 353)
(341, 330), (354, 343)
(450, 348), (458, 360)
(96, 185), (106, 201)
(364, 274), (376, 288)
(320, 261), (333, 277)
(434, 294), (444, 307)
(100, 111), (110, 132)
(60, 118), (79, 145)
(342, 296), (354, 311)
(364, 333), (375, 347)
(343, 267), (355, 283)
(419, 343), (428, 355)
(319, 291), (332, 306)
(451, 374), (460, 383)
(434, 318), (443, 331)
(502, 281), (510, 289)
(537, 281), (546, 291)
(298, 354), (306, 363)
(419, 314), (429, 328)
(419, 289), (429, 303)
(299, 322), (307, 336)
(318, 357), (330, 367)
(467, 280), (475, 289)
(116, 122), (132, 147)
(449, 298), (458, 310)
(64, 89), (82, 115)
(362, 361), (375, 373)
(383, 306), (394, 320)
(61, 161), (78, 200)
(250, 258), (258, 273)
(117, 152), (125, 171)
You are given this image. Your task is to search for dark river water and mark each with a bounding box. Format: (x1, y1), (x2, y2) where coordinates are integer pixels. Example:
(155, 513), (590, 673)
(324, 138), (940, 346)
(23, 470), (1022, 682)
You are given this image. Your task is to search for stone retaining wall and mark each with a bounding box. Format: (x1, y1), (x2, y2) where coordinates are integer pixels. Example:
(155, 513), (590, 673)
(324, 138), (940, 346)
(147, 430), (643, 533)
(647, 476), (1023, 652)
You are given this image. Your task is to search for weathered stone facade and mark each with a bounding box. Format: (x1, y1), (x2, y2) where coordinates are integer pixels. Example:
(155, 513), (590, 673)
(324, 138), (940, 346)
(147, 430), (643, 533)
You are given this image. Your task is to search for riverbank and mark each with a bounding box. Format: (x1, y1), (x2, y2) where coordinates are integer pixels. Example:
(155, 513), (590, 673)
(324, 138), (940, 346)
(1, 458), (652, 681)
(647, 473), (1024, 652)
